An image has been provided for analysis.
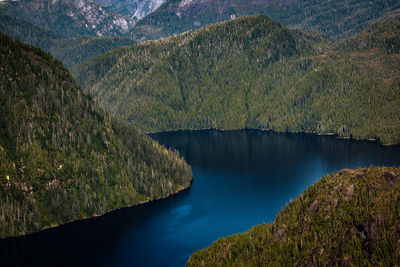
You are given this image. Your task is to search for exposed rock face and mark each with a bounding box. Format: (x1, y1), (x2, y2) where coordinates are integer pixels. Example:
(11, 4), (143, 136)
(131, 0), (298, 40)
(94, 0), (166, 20)
(173, 0), (288, 17)
(309, 200), (320, 213)
(133, 0), (165, 19)
(0, 0), (136, 37)
(132, 0), (400, 41)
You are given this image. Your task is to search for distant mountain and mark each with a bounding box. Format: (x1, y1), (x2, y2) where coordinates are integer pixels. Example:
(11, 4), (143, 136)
(0, 12), (136, 68)
(94, 0), (166, 20)
(187, 166), (400, 265)
(73, 14), (400, 145)
(132, 0), (400, 41)
(0, 11), (60, 51)
(0, 0), (136, 38)
(0, 33), (192, 238)
(50, 35), (136, 68)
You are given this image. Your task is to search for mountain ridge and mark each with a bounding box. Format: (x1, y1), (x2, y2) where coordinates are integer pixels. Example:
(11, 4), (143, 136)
(0, 0), (136, 38)
(132, 0), (400, 41)
(94, 0), (166, 20)
(0, 32), (192, 238)
(73, 13), (400, 145)
(187, 166), (400, 266)
(0, 12), (136, 69)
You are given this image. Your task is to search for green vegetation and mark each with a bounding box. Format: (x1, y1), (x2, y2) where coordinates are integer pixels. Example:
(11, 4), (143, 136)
(0, 0), (136, 38)
(132, 0), (400, 41)
(73, 14), (400, 145)
(49, 36), (136, 69)
(0, 33), (192, 239)
(0, 12), (136, 69)
(272, 0), (400, 40)
(187, 166), (400, 266)
(0, 11), (60, 51)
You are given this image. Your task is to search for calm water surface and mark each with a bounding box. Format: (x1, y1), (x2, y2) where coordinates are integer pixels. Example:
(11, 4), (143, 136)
(1, 130), (400, 267)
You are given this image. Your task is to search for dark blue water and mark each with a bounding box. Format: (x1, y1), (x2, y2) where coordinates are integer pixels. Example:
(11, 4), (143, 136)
(1, 130), (400, 267)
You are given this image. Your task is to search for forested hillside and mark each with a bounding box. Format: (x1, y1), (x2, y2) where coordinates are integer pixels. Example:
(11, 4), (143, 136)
(0, 12), (136, 68)
(0, 0), (136, 38)
(132, 0), (400, 41)
(187, 166), (400, 266)
(73, 14), (400, 145)
(0, 33), (192, 239)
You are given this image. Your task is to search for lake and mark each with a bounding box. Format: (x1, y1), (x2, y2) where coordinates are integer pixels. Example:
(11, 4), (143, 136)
(1, 130), (400, 267)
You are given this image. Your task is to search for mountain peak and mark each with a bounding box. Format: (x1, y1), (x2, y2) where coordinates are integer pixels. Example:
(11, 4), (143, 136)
(74, 13), (400, 145)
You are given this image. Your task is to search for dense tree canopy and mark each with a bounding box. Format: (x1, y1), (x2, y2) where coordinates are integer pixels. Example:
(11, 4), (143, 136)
(132, 0), (400, 41)
(0, 33), (192, 238)
(74, 14), (400, 145)
(188, 166), (400, 266)
(0, 12), (136, 69)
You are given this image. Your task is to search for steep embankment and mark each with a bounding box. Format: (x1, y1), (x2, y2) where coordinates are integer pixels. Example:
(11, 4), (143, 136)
(132, 0), (400, 41)
(0, 12), (136, 68)
(0, 0), (136, 38)
(187, 166), (400, 266)
(74, 14), (400, 145)
(0, 33), (192, 239)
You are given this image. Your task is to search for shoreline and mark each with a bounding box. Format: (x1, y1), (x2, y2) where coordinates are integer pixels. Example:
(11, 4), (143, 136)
(146, 127), (398, 147)
(1, 179), (193, 240)
(3, 129), (396, 240)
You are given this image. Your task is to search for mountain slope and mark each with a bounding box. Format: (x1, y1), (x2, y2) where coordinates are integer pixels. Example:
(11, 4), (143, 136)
(73, 14), (400, 145)
(187, 166), (400, 266)
(94, 0), (166, 20)
(0, 11), (61, 52)
(0, 33), (192, 239)
(132, 0), (400, 41)
(50, 35), (136, 68)
(0, 12), (136, 68)
(0, 0), (136, 38)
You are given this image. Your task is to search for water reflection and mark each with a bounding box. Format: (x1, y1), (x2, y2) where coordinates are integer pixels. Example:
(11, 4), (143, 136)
(1, 130), (399, 267)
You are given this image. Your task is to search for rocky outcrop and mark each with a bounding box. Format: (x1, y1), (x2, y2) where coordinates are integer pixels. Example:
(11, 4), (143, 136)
(94, 0), (166, 20)
(132, 0), (400, 41)
(187, 166), (400, 266)
(0, 0), (136, 37)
